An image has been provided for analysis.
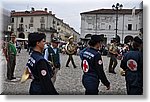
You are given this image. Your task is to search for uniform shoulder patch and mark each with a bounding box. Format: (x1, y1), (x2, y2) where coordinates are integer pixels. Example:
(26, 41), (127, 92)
(98, 60), (103, 65)
(127, 59), (137, 71)
(41, 70), (47, 76)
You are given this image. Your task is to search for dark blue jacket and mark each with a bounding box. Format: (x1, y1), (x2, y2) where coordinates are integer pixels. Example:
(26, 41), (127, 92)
(120, 50), (143, 88)
(26, 51), (58, 95)
(80, 47), (110, 87)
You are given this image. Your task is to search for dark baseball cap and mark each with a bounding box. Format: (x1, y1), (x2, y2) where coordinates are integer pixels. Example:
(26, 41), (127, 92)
(51, 37), (60, 43)
(91, 35), (104, 42)
(88, 35), (104, 46)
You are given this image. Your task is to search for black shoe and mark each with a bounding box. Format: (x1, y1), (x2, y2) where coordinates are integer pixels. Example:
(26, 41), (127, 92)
(7, 78), (12, 80)
(109, 71), (116, 74)
(66, 65), (69, 67)
(11, 77), (16, 79)
(74, 66), (77, 68)
(7, 77), (15, 80)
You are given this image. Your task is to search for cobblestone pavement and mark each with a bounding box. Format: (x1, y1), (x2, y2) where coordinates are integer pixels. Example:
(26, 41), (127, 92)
(1, 49), (127, 95)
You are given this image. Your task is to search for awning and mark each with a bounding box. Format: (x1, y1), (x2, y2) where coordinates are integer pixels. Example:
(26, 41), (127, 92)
(16, 38), (28, 41)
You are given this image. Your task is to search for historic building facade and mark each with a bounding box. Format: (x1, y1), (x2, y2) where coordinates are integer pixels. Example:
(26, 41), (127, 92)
(10, 8), (80, 42)
(80, 9), (143, 44)
(1, 8), (12, 41)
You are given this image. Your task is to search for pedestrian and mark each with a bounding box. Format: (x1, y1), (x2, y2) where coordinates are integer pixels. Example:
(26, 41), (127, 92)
(2, 41), (7, 57)
(26, 33), (58, 95)
(4, 34), (17, 80)
(16, 41), (21, 53)
(108, 39), (118, 74)
(44, 37), (60, 84)
(65, 36), (77, 68)
(80, 35), (110, 95)
(120, 36), (143, 95)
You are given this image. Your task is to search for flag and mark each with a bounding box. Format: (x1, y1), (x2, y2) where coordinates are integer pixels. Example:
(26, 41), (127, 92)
(132, 6), (136, 17)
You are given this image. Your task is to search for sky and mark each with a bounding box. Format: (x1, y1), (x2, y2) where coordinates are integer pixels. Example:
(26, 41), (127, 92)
(1, 0), (143, 33)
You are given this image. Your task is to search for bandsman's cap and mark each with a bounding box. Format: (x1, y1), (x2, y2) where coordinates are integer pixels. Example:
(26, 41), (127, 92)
(68, 36), (73, 40)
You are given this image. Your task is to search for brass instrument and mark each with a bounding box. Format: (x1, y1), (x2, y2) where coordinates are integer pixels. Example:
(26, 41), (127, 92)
(65, 42), (77, 55)
(20, 67), (31, 83)
(65, 36), (77, 55)
(119, 68), (125, 76)
(109, 43), (118, 55)
(48, 60), (55, 70)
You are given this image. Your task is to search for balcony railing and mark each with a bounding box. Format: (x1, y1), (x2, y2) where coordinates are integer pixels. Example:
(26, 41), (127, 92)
(37, 27), (57, 33)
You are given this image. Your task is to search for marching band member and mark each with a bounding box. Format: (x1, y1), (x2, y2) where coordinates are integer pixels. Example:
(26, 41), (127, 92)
(108, 39), (118, 74)
(65, 36), (77, 68)
(44, 37), (60, 84)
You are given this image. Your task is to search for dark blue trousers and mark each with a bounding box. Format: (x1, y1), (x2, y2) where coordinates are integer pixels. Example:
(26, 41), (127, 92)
(82, 75), (99, 95)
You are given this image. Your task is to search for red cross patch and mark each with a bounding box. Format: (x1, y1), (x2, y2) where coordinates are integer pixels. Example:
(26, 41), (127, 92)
(127, 59), (137, 71)
(82, 60), (89, 72)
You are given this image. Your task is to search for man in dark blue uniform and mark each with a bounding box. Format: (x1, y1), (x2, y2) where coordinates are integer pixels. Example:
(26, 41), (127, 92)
(26, 33), (58, 95)
(80, 35), (110, 95)
(120, 36), (143, 95)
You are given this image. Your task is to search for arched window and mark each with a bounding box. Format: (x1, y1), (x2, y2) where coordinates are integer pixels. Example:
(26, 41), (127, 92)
(85, 34), (92, 38)
(124, 35), (133, 44)
(19, 33), (25, 39)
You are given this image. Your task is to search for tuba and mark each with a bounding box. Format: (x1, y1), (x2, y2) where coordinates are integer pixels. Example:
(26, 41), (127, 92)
(65, 36), (77, 55)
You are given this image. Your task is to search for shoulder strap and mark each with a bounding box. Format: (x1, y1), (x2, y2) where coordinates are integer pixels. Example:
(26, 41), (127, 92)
(48, 46), (54, 53)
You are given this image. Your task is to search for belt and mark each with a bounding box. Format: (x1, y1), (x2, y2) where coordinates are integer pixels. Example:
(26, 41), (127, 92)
(84, 73), (98, 78)
(10, 53), (15, 55)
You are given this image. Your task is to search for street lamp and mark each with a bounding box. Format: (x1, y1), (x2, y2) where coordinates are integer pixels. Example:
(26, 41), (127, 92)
(112, 3), (123, 42)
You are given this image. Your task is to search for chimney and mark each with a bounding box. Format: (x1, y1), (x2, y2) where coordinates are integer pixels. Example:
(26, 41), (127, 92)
(11, 10), (15, 13)
(31, 7), (35, 12)
(44, 8), (47, 12)
(49, 11), (52, 14)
